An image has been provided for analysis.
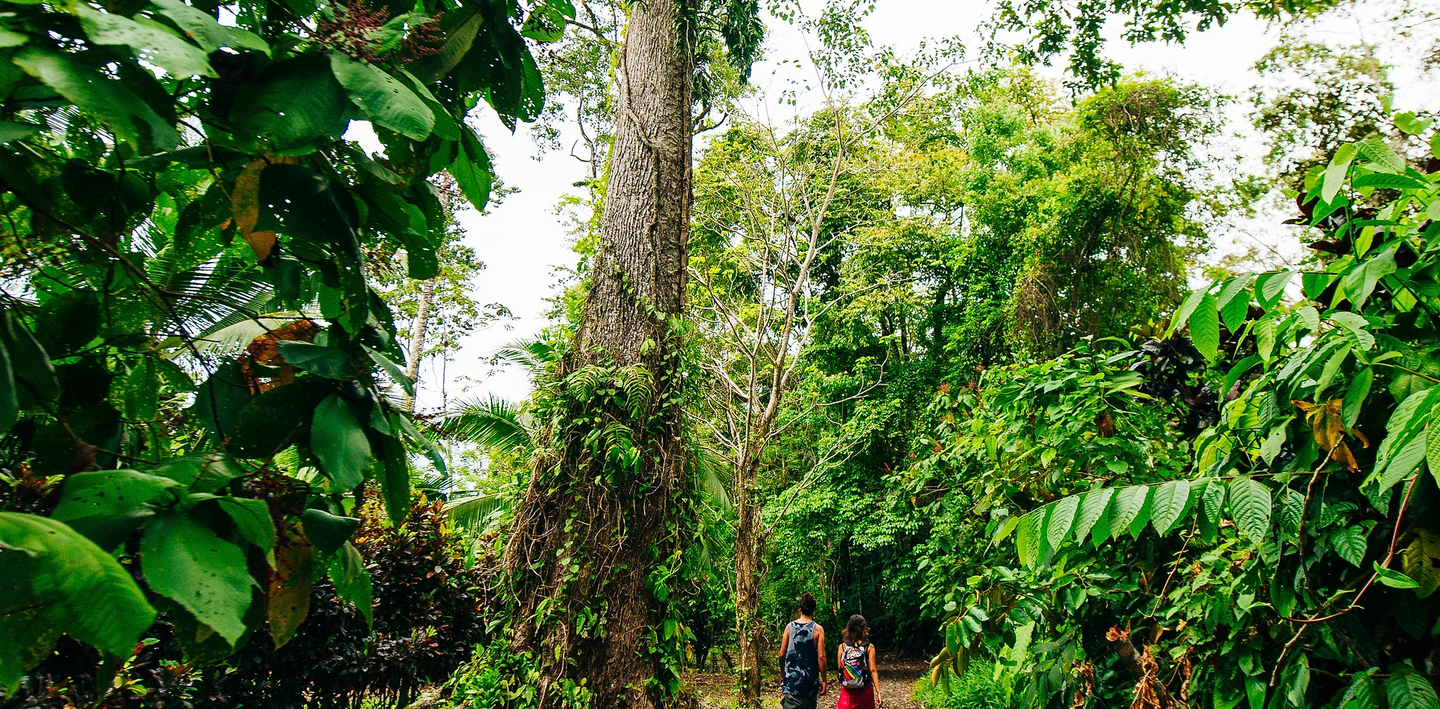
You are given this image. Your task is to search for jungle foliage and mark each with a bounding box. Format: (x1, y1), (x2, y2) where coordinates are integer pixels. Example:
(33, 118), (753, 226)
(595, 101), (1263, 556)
(0, 0), (561, 696)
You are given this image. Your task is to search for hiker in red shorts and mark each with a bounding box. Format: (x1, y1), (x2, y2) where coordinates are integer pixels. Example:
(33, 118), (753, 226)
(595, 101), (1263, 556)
(836, 615), (882, 709)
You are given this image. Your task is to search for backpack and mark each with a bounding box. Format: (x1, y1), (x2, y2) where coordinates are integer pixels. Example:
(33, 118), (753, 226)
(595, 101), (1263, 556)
(840, 642), (869, 689)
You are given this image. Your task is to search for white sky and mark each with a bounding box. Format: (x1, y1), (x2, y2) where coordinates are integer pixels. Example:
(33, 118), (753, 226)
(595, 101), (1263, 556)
(407, 0), (1437, 412)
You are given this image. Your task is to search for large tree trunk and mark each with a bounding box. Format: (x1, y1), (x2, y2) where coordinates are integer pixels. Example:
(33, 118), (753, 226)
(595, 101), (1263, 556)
(734, 463), (764, 709)
(501, 0), (694, 705)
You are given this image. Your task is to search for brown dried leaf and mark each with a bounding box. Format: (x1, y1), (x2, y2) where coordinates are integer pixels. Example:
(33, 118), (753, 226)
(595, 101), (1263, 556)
(232, 159), (276, 262)
(268, 538), (315, 648)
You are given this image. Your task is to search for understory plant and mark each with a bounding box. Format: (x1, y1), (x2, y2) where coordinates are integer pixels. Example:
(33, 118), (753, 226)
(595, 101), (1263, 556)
(922, 115), (1440, 708)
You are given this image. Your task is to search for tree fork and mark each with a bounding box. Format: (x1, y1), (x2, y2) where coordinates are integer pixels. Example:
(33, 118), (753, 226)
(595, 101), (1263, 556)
(501, 0), (696, 705)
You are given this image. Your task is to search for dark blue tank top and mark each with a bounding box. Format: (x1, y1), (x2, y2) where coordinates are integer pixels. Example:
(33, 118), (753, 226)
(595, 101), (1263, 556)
(782, 620), (820, 697)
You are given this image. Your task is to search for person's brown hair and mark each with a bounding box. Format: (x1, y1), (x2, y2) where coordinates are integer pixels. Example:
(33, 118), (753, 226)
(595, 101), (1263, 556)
(799, 592), (816, 616)
(845, 614), (868, 645)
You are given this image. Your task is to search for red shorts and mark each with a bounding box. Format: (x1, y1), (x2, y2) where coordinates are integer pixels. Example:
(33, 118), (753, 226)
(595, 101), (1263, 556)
(838, 683), (875, 709)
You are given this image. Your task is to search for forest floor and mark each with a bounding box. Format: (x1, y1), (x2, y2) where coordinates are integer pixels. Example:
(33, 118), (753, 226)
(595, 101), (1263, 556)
(687, 653), (931, 709)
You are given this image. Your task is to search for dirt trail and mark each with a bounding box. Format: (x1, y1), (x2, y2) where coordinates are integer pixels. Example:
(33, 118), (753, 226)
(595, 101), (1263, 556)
(687, 653), (931, 709)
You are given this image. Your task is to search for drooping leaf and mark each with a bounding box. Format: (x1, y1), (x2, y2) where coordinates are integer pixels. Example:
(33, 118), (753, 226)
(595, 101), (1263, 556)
(311, 395), (372, 491)
(1046, 495), (1079, 551)
(1188, 294), (1220, 361)
(217, 497), (276, 552)
(1229, 476), (1272, 542)
(150, 0), (269, 56)
(377, 433), (412, 524)
(301, 508), (359, 554)
(329, 53), (434, 141)
(1149, 479), (1191, 536)
(74, 4), (215, 78)
(1386, 665), (1440, 709)
(139, 512), (252, 645)
(1340, 668), (1381, 709)
(1109, 486), (1149, 541)
(12, 46), (179, 152)
(326, 542), (372, 627)
(451, 125), (493, 211)
(276, 341), (352, 379)
(0, 512), (156, 689)
(1073, 488), (1113, 545)
(229, 55), (349, 154)
(268, 539), (315, 648)
(1016, 506), (1043, 567)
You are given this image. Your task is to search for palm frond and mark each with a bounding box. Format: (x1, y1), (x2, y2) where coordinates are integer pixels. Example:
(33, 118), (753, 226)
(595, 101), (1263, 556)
(491, 338), (559, 373)
(438, 396), (534, 455)
(444, 492), (510, 531)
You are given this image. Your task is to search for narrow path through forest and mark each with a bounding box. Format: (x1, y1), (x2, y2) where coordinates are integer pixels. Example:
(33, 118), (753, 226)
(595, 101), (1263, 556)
(687, 653), (931, 709)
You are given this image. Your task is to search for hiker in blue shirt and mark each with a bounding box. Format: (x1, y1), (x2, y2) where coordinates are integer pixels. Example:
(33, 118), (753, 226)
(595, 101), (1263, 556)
(776, 592), (827, 709)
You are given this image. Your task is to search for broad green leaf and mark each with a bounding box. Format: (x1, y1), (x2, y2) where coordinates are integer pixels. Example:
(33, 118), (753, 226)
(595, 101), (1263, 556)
(1316, 344), (1352, 395)
(1379, 434), (1427, 493)
(230, 55), (349, 154)
(1257, 316), (1278, 364)
(150, 0), (270, 56)
(1358, 136), (1406, 174)
(301, 508), (359, 554)
(1166, 288), (1207, 337)
(1202, 478), (1226, 522)
(1220, 289), (1250, 332)
(1386, 666), (1440, 709)
(51, 469), (182, 550)
(1110, 486), (1149, 540)
(377, 434), (412, 524)
(1189, 293), (1220, 360)
(75, 4), (214, 78)
(311, 395), (372, 491)
(1343, 368), (1373, 429)
(327, 542), (373, 627)
(1046, 495), (1078, 550)
(1330, 311), (1376, 350)
(1332, 526), (1367, 567)
(276, 341), (351, 379)
(1150, 479), (1191, 536)
(451, 126), (493, 211)
(1260, 421), (1288, 465)
(1016, 507), (1042, 567)
(140, 512), (252, 645)
(229, 377), (333, 458)
(0, 310), (58, 405)
(1374, 563), (1420, 589)
(1223, 355), (1262, 399)
(217, 497), (275, 552)
(12, 47), (179, 152)
(1322, 143), (1359, 203)
(329, 53), (434, 141)
(1430, 421), (1440, 492)
(1340, 668), (1380, 709)
(1073, 488), (1113, 544)
(0, 512), (155, 689)
(1256, 271), (1294, 309)
(1229, 477), (1272, 542)
(1278, 488), (1305, 537)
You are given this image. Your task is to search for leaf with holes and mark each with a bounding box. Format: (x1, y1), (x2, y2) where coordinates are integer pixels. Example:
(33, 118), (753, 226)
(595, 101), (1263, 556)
(268, 539), (315, 648)
(140, 512), (252, 645)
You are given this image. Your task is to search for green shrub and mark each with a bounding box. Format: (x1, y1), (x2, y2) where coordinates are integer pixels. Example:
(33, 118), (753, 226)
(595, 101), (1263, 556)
(912, 665), (1008, 709)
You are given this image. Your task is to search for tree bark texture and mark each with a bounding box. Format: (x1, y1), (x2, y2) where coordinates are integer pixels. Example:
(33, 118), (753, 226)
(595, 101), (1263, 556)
(501, 0), (694, 705)
(401, 278), (435, 413)
(734, 472), (764, 709)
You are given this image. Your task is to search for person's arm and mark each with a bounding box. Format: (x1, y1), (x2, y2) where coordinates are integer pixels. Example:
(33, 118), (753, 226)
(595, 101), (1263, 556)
(816, 625), (827, 694)
(869, 643), (882, 706)
(776, 623), (790, 667)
